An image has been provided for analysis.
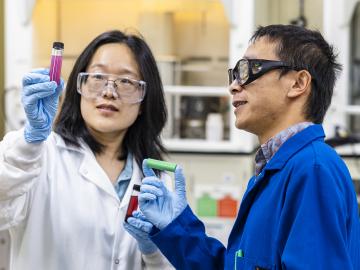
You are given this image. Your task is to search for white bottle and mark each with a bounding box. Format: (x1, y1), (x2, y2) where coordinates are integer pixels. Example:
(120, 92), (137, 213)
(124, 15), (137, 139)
(206, 113), (223, 141)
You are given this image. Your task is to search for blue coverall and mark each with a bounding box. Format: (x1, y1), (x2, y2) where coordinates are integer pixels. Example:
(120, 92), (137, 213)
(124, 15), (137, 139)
(150, 125), (360, 270)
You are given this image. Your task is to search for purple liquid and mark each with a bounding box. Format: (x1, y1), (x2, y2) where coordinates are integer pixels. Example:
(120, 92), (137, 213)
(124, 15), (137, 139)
(49, 55), (62, 85)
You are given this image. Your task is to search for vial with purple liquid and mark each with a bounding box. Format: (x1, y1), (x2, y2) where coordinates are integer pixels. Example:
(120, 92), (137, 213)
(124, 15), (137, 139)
(49, 42), (64, 85)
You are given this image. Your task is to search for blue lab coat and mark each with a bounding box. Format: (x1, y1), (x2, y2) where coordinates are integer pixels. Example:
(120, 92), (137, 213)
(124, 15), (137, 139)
(150, 125), (360, 270)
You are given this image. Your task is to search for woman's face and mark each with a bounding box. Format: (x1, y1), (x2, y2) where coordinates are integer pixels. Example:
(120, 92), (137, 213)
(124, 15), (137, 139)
(79, 43), (142, 139)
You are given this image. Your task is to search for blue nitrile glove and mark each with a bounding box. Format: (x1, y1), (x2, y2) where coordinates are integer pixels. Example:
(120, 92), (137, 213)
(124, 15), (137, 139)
(123, 210), (158, 254)
(21, 68), (64, 143)
(138, 159), (187, 230)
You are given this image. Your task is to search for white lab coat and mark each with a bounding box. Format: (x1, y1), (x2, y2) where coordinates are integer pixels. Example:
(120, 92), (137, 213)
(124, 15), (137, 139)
(0, 129), (174, 270)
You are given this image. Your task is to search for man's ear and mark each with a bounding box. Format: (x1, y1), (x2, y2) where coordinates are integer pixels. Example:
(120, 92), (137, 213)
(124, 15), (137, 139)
(287, 70), (312, 98)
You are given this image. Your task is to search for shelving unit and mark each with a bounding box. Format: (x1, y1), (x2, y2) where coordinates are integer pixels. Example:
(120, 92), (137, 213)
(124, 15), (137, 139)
(163, 85), (257, 153)
(341, 158), (360, 209)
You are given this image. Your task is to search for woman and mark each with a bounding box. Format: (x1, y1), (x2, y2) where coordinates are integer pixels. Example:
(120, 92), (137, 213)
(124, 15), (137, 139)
(0, 30), (173, 270)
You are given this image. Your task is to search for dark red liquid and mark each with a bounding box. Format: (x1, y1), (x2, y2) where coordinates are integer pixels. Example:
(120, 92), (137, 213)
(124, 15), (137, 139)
(125, 195), (138, 222)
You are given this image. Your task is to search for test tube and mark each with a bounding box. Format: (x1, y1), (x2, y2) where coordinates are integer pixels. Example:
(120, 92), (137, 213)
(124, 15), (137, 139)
(125, 184), (141, 222)
(49, 42), (64, 85)
(146, 158), (177, 172)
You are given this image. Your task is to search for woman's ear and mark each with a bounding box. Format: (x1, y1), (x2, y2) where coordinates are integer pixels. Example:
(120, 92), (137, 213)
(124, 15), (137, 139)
(287, 70), (312, 98)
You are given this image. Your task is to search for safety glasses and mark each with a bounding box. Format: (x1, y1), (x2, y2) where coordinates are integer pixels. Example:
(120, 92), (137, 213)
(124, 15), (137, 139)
(228, 59), (292, 86)
(77, 72), (146, 104)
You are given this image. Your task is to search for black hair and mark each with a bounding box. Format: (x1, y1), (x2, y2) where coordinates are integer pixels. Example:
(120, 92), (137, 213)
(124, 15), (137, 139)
(250, 24), (342, 123)
(54, 30), (167, 168)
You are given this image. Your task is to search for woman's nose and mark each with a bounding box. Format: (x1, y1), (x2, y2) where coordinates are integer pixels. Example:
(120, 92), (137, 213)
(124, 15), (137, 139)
(101, 84), (119, 99)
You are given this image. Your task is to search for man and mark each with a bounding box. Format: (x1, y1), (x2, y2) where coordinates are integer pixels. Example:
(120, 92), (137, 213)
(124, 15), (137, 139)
(128, 25), (360, 269)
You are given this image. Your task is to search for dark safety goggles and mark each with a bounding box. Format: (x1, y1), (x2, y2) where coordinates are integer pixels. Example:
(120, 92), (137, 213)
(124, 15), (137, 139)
(228, 58), (293, 86)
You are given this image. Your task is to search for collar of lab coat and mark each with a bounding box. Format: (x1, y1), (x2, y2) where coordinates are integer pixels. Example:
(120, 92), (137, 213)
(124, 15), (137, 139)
(52, 132), (86, 153)
(53, 132), (142, 207)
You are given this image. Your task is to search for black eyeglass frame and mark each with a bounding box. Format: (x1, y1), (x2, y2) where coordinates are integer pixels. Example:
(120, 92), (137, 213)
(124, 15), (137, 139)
(228, 59), (294, 86)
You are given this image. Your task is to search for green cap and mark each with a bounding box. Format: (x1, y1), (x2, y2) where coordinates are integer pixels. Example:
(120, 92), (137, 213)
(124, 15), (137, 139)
(146, 158), (177, 172)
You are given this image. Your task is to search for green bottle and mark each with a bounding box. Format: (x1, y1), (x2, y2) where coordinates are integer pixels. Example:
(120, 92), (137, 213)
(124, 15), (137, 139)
(196, 193), (217, 217)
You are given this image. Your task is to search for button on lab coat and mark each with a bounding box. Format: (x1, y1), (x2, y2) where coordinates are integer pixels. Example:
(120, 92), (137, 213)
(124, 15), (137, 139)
(0, 129), (173, 270)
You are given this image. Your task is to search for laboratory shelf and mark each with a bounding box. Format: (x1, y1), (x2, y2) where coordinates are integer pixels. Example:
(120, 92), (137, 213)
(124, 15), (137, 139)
(164, 85), (229, 96)
(163, 85), (258, 153)
(163, 138), (255, 153)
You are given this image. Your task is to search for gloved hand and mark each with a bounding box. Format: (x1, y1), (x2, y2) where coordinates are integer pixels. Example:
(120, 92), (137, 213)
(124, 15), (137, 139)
(138, 159), (188, 230)
(21, 68), (64, 143)
(123, 210), (158, 255)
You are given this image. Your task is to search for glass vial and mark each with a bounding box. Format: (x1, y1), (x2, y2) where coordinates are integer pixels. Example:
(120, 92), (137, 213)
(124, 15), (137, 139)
(49, 41), (64, 85)
(125, 184), (141, 222)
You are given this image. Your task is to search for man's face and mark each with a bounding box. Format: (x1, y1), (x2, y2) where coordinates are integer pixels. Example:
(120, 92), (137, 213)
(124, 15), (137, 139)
(229, 37), (293, 143)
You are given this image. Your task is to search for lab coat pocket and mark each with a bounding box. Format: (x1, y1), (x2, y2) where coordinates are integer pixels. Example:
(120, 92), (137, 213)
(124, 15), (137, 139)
(234, 253), (274, 270)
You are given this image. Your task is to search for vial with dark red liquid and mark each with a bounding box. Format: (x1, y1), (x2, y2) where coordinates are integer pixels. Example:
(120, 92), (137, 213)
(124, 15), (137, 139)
(125, 184), (141, 222)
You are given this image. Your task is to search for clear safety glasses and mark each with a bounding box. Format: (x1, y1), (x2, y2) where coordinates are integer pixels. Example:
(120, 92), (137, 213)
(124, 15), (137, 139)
(228, 59), (292, 86)
(77, 72), (146, 104)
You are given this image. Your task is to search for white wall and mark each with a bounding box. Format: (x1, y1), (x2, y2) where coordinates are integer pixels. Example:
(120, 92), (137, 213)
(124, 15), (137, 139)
(323, 0), (359, 137)
(4, 0), (33, 131)
(1, 2), (34, 266)
(255, 0), (323, 31)
(5, 0), (33, 88)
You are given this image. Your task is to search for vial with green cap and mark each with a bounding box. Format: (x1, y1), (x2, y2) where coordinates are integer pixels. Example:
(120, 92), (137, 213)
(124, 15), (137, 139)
(146, 158), (177, 172)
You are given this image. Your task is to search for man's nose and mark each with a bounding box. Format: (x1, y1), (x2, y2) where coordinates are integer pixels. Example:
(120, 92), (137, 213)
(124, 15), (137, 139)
(229, 80), (242, 95)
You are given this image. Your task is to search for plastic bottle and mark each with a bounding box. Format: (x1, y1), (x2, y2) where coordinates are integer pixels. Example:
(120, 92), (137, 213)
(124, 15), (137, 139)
(218, 194), (238, 217)
(197, 193), (217, 217)
(206, 113), (224, 141)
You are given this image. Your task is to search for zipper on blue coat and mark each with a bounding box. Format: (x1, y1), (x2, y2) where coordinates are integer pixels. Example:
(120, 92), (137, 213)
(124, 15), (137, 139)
(255, 171), (263, 183)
